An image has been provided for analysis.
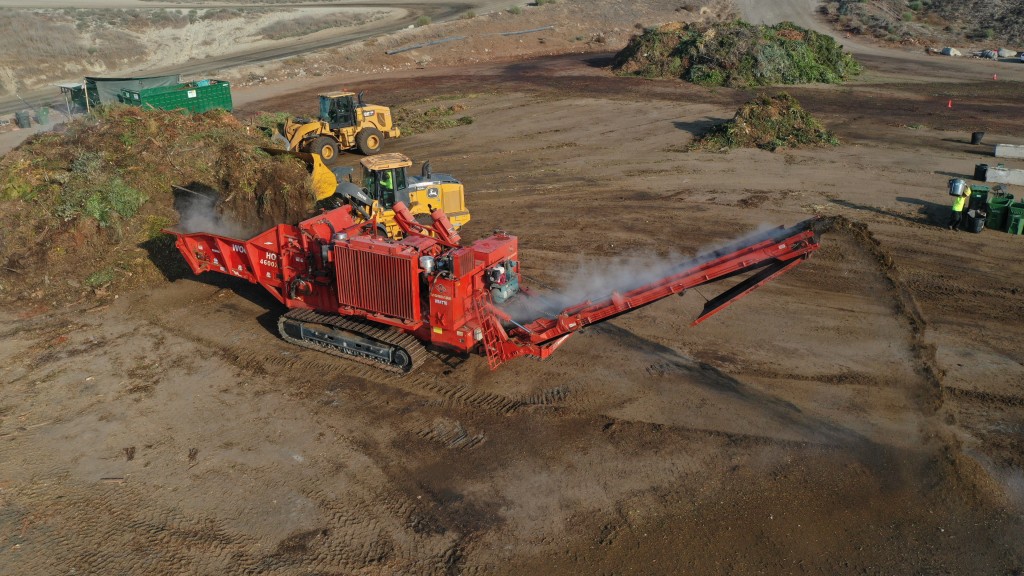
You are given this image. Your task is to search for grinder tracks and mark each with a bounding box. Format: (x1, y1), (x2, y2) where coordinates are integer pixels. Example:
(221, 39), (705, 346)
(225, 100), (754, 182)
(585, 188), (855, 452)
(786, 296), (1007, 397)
(278, 308), (429, 375)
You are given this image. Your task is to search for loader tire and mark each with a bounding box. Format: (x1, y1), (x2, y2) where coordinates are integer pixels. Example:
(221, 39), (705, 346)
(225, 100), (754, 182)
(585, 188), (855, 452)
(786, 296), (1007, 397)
(356, 127), (383, 155)
(310, 137), (338, 161)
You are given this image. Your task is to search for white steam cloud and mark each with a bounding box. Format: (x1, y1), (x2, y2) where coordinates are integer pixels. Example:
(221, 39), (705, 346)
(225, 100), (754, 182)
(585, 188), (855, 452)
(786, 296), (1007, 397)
(172, 186), (254, 239)
(502, 223), (790, 324)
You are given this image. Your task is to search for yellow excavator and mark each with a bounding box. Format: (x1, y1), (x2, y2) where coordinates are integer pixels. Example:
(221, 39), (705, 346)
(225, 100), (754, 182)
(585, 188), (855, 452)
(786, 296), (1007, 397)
(268, 149), (470, 239)
(271, 91), (400, 160)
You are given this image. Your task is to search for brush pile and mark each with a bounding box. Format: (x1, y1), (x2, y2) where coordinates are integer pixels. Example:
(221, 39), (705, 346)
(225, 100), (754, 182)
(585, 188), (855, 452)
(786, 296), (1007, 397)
(613, 20), (861, 87)
(0, 106), (315, 305)
(691, 92), (839, 152)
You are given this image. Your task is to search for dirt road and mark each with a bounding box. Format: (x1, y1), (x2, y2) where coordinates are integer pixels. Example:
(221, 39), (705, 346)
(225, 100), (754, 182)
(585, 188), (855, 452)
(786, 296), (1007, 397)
(3, 33), (1024, 572)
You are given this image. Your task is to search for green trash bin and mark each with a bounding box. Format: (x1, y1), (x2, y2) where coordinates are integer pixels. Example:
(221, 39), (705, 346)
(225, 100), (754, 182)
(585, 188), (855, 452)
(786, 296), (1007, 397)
(14, 110), (30, 128)
(988, 196), (1013, 230)
(1007, 204), (1024, 235)
(968, 186), (990, 211)
(35, 107), (49, 125)
(986, 205), (1007, 230)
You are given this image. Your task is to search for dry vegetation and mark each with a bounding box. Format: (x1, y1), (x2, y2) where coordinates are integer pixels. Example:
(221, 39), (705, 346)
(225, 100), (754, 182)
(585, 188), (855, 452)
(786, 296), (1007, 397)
(0, 6), (385, 97)
(821, 0), (1024, 46)
(257, 10), (384, 40)
(0, 10), (142, 82)
(0, 96), (484, 304)
(691, 92), (839, 151)
(0, 107), (314, 304)
(613, 21), (861, 87)
(393, 102), (474, 136)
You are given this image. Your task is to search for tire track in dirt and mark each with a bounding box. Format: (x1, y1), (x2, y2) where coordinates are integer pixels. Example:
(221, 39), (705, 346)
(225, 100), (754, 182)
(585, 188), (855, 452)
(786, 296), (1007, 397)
(3, 481), (262, 574)
(134, 284), (580, 418)
(601, 416), (824, 451)
(417, 417), (486, 449)
(945, 386), (1024, 407)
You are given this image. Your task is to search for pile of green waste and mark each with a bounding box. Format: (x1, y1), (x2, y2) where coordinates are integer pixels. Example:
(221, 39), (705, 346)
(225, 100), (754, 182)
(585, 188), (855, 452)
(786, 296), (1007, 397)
(691, 92), (839, 152)
(613, 20), (861, 87)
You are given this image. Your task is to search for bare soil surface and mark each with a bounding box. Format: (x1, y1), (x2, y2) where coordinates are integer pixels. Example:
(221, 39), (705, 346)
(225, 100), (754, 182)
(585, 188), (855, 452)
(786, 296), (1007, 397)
(3, 6), (1024, 576)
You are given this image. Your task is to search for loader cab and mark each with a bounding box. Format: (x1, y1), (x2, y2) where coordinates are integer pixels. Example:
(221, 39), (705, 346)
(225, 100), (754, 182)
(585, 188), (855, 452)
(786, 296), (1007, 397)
(360, 153), (412, 209)
(319, 92), (358, 129)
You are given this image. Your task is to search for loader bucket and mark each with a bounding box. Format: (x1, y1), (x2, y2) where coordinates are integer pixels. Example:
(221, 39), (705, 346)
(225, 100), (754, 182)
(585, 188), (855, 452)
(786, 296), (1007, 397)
(260, 147), (353, 202)
(270, 130), (292, 151)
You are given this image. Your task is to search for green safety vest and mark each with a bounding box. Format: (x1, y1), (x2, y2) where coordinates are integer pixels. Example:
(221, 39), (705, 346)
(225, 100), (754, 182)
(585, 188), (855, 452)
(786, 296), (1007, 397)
(953, 188), (970, 211)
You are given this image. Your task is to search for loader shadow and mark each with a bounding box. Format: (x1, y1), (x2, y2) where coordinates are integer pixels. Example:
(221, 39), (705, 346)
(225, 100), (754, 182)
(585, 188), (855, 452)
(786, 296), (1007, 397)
(673, 117), (728, 136)
(583, 55), (615, 69)
(591, 322), (868, 447)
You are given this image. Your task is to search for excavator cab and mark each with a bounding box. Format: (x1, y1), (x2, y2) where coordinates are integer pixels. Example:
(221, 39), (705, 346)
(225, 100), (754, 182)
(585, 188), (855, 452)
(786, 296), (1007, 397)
(361, 156), (409, 210)
(356, 153), (470, 238)
(266, 148), (470, 240)
(319, 93), (356, 129)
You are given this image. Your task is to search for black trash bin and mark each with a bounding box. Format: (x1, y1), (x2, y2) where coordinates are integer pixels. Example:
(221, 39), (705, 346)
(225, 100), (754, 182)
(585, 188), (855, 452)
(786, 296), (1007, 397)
(974, 163), (989, 181)
(967, 209), (986, 233)
(971, 131), (986, 145)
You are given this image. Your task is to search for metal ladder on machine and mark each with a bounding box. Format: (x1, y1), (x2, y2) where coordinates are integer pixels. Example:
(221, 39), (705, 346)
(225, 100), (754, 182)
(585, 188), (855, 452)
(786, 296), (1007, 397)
(471, 295), (506, 370)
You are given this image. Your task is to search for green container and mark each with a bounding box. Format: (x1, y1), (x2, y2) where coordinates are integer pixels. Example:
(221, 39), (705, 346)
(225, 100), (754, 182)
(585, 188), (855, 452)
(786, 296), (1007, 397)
(35, 107), (49, 125)
(986, 206), (1007, 231)
(120, 79), (232, 113)
(968, 186), (989, 211)
(1007, 213), (1024, 235)
(1007, 204), (1024, 235)
(989, 195), (1014, 208)
(14, 110), (30, 128)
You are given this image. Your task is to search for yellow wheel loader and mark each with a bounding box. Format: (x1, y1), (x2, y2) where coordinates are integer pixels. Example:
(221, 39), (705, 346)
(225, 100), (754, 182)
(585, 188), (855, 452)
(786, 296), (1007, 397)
(272, 91), (400, 160)
(266, 149), (470, 240)
(354, 153), (470, 238)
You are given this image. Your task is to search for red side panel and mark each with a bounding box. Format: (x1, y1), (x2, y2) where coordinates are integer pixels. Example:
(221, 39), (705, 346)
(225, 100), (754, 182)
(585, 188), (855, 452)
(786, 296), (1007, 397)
(169, 223), (300, 305)
(334, 238), (420, 323)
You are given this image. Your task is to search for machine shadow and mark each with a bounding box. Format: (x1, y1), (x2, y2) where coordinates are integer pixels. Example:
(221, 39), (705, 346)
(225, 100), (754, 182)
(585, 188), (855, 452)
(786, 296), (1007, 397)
(933, 170), (977, 179)
(895, 196), (952, 225)
(591, 322), (870, 447)
(827, 198), (946, 227)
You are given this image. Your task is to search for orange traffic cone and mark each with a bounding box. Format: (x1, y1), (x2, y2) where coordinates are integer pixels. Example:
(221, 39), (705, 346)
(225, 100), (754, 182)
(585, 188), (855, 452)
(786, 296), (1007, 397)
(993, 73), (998, 80)
(947, 99), (953, 109)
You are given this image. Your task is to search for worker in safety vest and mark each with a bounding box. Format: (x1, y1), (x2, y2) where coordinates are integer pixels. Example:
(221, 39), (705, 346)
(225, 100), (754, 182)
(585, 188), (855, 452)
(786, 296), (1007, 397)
(948, 184), (971, 230)
(380, 170), (394, 192)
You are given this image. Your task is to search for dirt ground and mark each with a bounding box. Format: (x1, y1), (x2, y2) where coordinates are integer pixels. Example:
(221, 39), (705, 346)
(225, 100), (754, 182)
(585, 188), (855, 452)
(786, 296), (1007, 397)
(3, 5), (1024, 576)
